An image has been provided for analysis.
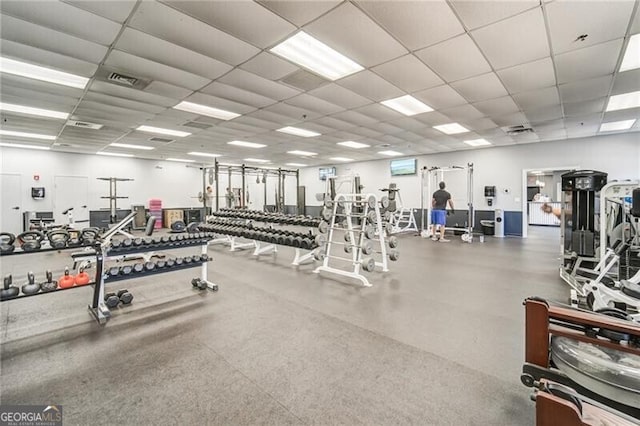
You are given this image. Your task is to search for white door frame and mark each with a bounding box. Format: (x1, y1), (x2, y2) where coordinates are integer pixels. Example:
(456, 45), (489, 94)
(521, 165), (579, 238)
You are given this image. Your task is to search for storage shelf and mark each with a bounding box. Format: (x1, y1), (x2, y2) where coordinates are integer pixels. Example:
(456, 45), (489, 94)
(103, 259), (209, 284)
(0, 281), (95, 302)
(0, 242), (96, 257)
(106, 237), (212, 257)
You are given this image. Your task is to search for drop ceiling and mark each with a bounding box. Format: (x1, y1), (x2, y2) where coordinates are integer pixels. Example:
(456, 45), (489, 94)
(0, 0), (638, 167)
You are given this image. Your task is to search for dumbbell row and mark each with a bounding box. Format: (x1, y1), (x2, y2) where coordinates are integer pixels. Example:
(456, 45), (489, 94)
(213, 209), (321, 227)
(198, 224), (319, 250)
(0, 267), (93, 301)
(324, 195), (394, 211)
(202, 219), (315, 238)
(104, 254), (211, 282)
(109, 232), (214, 252)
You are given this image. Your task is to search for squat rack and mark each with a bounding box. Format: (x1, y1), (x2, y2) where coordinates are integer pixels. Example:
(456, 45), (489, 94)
(198, 161), (299, 213)
(421, 163), (474, 241)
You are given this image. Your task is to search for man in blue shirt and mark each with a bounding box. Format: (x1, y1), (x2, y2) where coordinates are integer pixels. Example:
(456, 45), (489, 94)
(431, 182), (454, 242)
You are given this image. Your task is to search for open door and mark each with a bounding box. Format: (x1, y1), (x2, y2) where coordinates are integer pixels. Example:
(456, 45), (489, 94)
(1, 173), (22, 234)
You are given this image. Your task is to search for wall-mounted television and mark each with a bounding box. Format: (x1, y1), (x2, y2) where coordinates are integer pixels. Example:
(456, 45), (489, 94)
(319, 167), (336, 181)
(390, 158), (417, 176)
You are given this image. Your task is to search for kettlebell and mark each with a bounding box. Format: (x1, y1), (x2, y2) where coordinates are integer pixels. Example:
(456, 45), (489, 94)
(40, 270), (58, 292)
(0, 275), (19, 300)
(74, 267), (91, 286)
(47, 229), (70, 249)
(17, 231), (44, 252)
(0, 232), (16, 254)
(21, 272), (40, 295)
(58, 267), (75, 289)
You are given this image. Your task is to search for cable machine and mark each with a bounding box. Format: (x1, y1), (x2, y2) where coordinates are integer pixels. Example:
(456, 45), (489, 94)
(420, 163), (474, 242)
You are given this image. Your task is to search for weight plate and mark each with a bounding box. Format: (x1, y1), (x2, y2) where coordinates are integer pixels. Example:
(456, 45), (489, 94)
(361, 257), (375, 272)
(388, 249), (400, 261)
(318, 221), (329, 234)
(324, 198), (334, 208)
(367, 210), (377, 223)
(362, 240), (374, 255)
(364, 225), (375, 240)
(388, 236), (398, 248)
(367, 195), (376, 209)
(321, 208), (332, 221)
(380, 196), (390, 209)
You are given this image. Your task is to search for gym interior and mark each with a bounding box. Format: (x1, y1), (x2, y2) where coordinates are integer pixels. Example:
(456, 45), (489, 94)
(1, 2), (639, 425)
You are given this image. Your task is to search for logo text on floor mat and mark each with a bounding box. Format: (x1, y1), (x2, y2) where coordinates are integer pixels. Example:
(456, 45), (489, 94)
(0, 405), (62, 426)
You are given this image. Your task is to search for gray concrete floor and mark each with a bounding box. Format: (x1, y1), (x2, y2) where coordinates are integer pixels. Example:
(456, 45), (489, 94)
(0, 226), (566, 425)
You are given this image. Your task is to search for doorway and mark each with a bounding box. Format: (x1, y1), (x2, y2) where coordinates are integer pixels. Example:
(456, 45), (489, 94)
(1, 173), (22, 234)
(521, 166), (577, 238)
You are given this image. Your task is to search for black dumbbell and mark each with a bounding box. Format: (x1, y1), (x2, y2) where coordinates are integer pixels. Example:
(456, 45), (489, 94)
(40, 270), (58, 292)
(183, 256), (193, 264)
(144, 261), (156, 271)
(166, 259), (176, 268)
(156, 260), (167, 268)
(117, 289), (133, 305)
(21, 272), (40, 295)
(122, 239), (133, 247)
(133, 238), (143, 246)
(120, 265), (133, 275)
(104, 292), (120, 308)
(175, 257), (184, 266)
(133, 263), (144, 273)
(0, 275), (19, 300)
(111, 239), (122, 249)
(108, 266), (120, 277)
(200, 254), (209, 262)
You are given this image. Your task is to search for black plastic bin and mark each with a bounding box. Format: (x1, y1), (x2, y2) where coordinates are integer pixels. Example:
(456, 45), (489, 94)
(480, 220), (495, 236)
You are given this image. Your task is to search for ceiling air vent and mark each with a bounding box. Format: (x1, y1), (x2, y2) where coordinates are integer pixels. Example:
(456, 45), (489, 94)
(108, 72), (138, 87)
(148, 136), (174, 144)
(280, 69), (329, 91)
(66, 120), (103, 130)
(501, 125), (535, 136)
(182, 121), (212, 130)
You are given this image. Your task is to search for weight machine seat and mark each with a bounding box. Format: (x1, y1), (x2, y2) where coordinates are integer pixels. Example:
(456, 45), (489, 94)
(576, 269), (616, 288)
(620, 280), (640, 300)
(550, 337), (640, 408)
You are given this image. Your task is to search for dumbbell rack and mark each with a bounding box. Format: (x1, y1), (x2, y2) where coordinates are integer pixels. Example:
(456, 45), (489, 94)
(314, 193), (388, 287)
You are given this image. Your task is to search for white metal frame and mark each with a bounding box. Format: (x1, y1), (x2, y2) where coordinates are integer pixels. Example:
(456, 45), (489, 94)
(598, 180), (640, 261)
(389, 190), (418, 234)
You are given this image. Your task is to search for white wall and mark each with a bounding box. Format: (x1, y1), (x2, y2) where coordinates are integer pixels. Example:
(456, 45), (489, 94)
(300, 133), (640, 211)
(0, 147), (203, 215)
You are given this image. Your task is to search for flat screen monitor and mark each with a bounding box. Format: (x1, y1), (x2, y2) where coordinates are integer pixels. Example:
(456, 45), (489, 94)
(390, 158), (417, 176)
(319, 167), (336, 181)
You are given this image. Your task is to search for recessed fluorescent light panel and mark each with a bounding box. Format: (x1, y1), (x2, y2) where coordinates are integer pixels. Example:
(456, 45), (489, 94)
(463, 139), (492, 147)
(378, 150), (403, 156)
(0, 102), (69, 120)
(136, 125), (191, 138)
(166, 158), (195, 163)
(0, 142), (50, 150)
(286, 163), (307, 167)
(606, 91), (640, 112)
(330, 157), (354, 162)
(381, 95), (433, 116)
(0, 129), (56, 140)
(188, 152), (221, 158)
(0, 57), (89, 89)
(337, 141), (370, 149)
(433, 123), (469, 134)
(110, 143), (154, 150)
(620, 33), (640, 72)
(244, 158), (270, 163)
(287, 150), (317, 156)
(227, 140), (266, 148)
(599, 119), (636, 132)
(97, 152), (134, 158)
(270, 31), (364, 80)
(277, 126), (320, 137)
(173, 101), (240, 120)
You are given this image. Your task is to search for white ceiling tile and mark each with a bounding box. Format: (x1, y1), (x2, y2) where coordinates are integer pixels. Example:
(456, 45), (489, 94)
(65, 0), (137, 23)
(83, 92), (166, 114)
(144, 81), (193, 100)
(0, 0), (121, 45)
(0, 86), (79, 110)
(129, 1), (260, 66)
(263, 102), (321, 121)
(555, 39), (623, 84)
(512, 86), (560, 110)
(162, 0), (295, 48)
(225, 116), (280, 131)
(558, 75), (613, 103)
(305, 2), (407, 68)
(531, 119), (565, 132)
(357, 0), (464, 50)
(450, 73), (509, 102)
(105, 50), (211, 91)
(245, 109), (296, 126)
(337, 70), (404, 102)
(367, 122), (405, 134)
(0, 39), (97, 77)
(536, 129), (567, 141)
(631, 6), (640, 34)
(115, 28), (232, 80)
(330, 110), (379, 127)
(0, 13), (108, 64)
(471, 8), (549, 70)
(415, 34), (492, 82)
(218, 69), (300, 101)
(492, 112), (529, 127)
(413, 85), (468, 110)
(285, 94), (344, 115)
(354, 104), (404, 122)
(546, 0), (633, 54)
(449, 0), (539, 30)
(308, 83), (372, 109)
(465, 118), (498, 131)
(349, 127), (384, 138)
(240, 52), (299, 81)
(386, 117), (427, 132)
(522, 105), (563, 122)
(311, 116), (358, 131)
(603, 107), (640, 122)
(89, 81), (183, 108)
(612, 69), (640, 95)
(201, 82), (277, 109)
(257, 0), (341, 26)
(472, 96), (520, 116)
(563, 98), (606, 117)
(372, 54), (443, 93)
(440, 104), (485, 122)
(185, 92), (257, 115)
(497, 57), (556, 94)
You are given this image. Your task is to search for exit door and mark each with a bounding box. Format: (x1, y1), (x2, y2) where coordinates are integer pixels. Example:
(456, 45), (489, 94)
(0, 173), (22, 234)
(54, 176), (89, 226)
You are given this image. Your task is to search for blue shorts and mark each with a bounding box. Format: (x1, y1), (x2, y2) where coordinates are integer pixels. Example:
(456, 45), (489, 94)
(431, 209), (446, 226)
